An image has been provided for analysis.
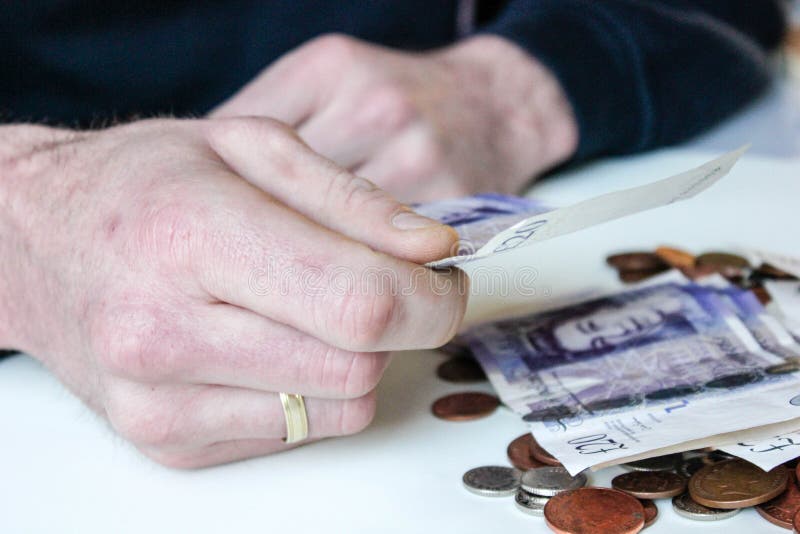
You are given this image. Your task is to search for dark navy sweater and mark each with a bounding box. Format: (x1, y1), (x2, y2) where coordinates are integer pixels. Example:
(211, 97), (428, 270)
(0, 1), (787, 160)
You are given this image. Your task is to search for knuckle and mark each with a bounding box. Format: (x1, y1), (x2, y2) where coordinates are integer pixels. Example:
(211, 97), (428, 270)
(335, 290), (397, 351)
(356, 86), (416, 132)
(337, 392), (377, 436)
(330, 170), (396, 215)
(213, 116), (301, 153)
(306, 33), (360, 64)
(337, 350), (390, 398)
(406, 134), (445, 178)
(107, 394), (184, 449)
(135, 199), (205, 266)
(95, 308), (171, 381)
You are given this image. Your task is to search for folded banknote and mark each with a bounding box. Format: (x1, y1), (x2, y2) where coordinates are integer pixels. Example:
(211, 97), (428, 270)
(461, 277), (800, 474)
(424, 147), (747, 269)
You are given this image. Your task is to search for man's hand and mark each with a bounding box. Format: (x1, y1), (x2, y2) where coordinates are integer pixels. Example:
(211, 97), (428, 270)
(0, 118), (467, 468)
(212, 34), (578, 202)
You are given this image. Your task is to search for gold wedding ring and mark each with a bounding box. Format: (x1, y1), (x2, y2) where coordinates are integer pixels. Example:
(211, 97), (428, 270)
(279, 392), (309, 444)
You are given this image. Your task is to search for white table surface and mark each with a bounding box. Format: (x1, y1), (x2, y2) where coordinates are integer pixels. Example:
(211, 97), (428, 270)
(2, 79), (799, 534)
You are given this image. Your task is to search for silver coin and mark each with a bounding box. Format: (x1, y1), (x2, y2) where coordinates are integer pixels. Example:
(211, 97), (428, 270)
(462, 466), (521, 497)
(623, 454), (681, 472)
(514, 490), (547, 516)
(520, 466), (587, 496)
(671, 493), (741, 521)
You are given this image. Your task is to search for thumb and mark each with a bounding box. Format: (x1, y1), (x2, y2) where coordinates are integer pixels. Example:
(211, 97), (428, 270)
(205, 116), (458, 265)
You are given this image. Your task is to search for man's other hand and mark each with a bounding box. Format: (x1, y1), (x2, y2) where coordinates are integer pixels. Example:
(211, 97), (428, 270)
(212, 34), (578, 202)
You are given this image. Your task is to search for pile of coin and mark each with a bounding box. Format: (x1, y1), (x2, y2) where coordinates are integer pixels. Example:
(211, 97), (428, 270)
(460, 430), (800, 532)
(431, 354), (497, 422)
(606, 246), (797, 303)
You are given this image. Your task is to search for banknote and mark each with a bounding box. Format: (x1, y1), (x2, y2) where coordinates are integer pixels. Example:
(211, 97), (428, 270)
(425, 147), (747, 269)
(698, 275), (800, 361)
(463, 280), (800, 474)
(413, 193), (550, 257)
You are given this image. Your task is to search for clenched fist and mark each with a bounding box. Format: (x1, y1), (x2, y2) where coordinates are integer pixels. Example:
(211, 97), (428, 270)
(0, 117), (467, 467)
(212, 34), (578, 202)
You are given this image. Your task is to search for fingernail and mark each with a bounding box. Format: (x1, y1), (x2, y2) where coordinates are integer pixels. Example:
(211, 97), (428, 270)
(392, 210), (442, 230)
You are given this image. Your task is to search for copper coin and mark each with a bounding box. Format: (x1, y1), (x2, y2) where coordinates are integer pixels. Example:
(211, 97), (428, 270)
(619, 269), (667, 284)
(436, 356), (486, 383)
(689, 459), (789, 509)
(701, 450), (736, 465)
(696, 252), (751, 278)
(640, 499), (658, 528)
(544, 487), (645, 534)
(679, 264), (722, 280)
(793, 507), (800, 533)
(655, 246), (695, 269)
(606, 252), (667, 272)
(757, 471), (800, 529)
(755, 263), (798, 280)
(439, 338), (471, 358)
(612, 471), (687, 499)
(431, 392), (499, 421)
(529, 435), (563, 467)
(507, 433), (546, 471)
(751, 285), (773, 305)
(796, 462), (800, 482)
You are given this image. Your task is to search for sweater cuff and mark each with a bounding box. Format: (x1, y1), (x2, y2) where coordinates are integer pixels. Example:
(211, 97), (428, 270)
(481, 2), (648, 161)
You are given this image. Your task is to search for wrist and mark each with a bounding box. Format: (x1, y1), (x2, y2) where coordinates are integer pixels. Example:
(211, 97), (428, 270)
(436, 35), (578, 187)
(0, 124), (78, 351)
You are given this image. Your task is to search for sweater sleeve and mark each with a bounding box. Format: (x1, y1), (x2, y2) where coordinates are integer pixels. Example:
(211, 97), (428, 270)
(480, 0), (787, 161)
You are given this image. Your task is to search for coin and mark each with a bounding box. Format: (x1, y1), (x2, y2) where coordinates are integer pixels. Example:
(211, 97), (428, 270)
(757, 471), (800, 529)
(751, 285), (773, 305)
(514, 489), (548, 516)
(794, 508), (800, 532)
(606, 252), (667, 272)
(689, 459), (789, 509)
(619, 269), (667, 283)
(678, 457), (707, 478)
(679, 264), (723, 280)
(507, 433), (546, 471)
(612, 471), (687, 499)
(696, 252), (751, 278)
(766, 361), (800, 375)
(436, 356), (486, 383)
(640, 499), (658, 528)
(671, 493), (741, 521)
(701, 450), (736, 465)
(754, 263), (798, 280)
(431, 392), (499, 421)
(520, 466), (587, 497)
(462, 466), (521, 497)
(655, 246), (696, 269)
(623, 454), (681, 472)
(528, 435), (563, 467)
(544, 487), (645, 534)
(438, 338), (471, 358)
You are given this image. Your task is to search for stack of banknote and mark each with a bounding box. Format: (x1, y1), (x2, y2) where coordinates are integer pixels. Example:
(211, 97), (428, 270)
(417, 148), (800, 476)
